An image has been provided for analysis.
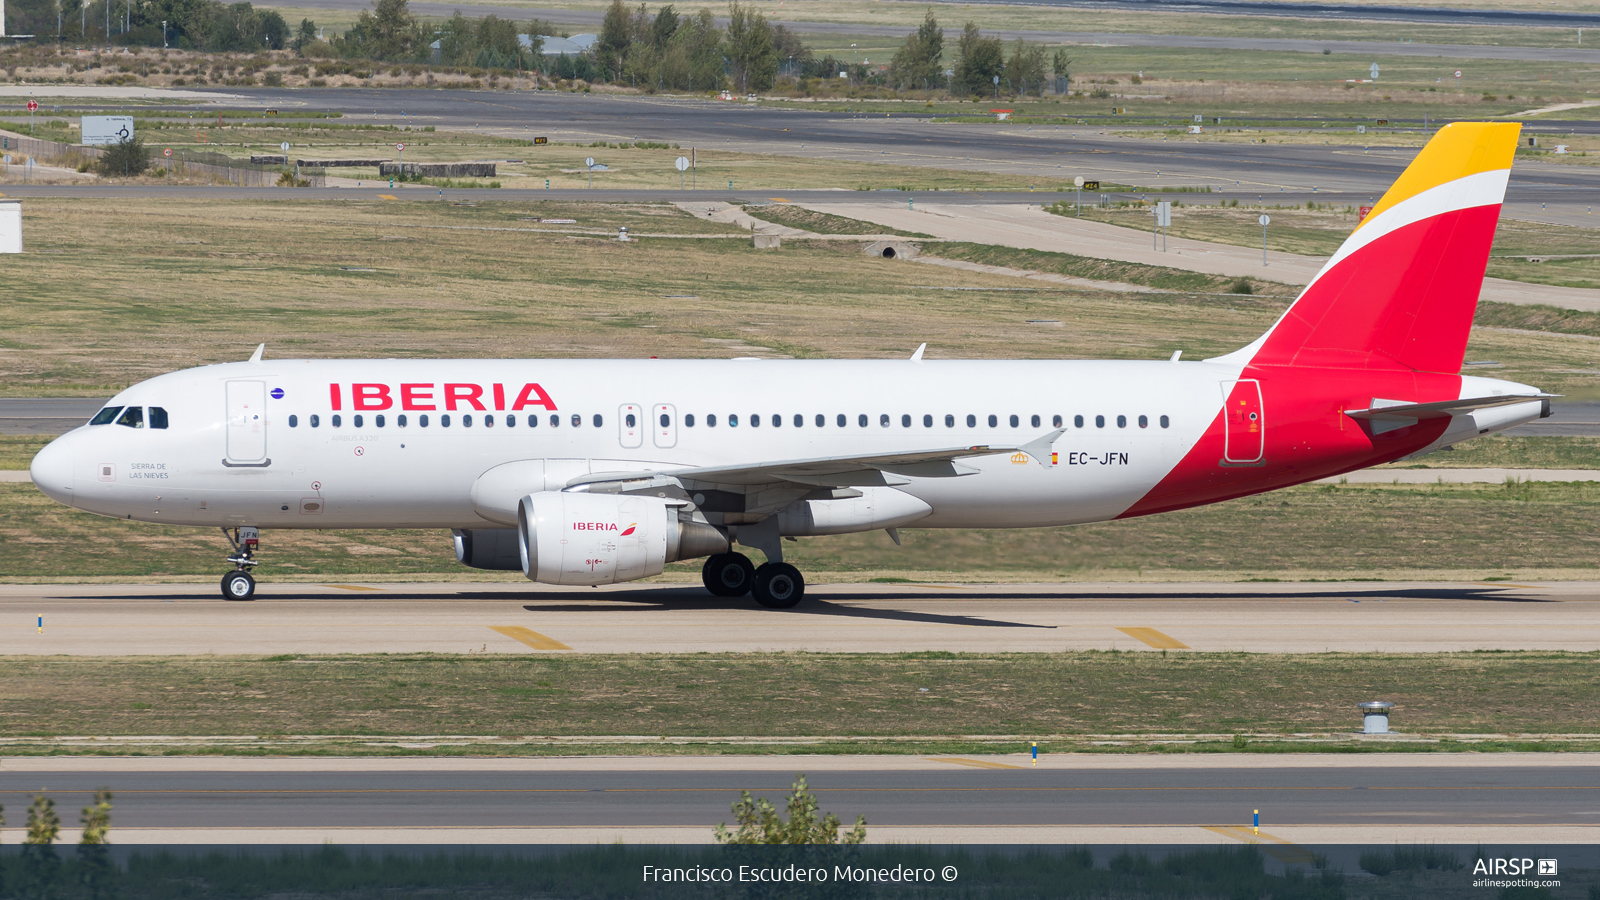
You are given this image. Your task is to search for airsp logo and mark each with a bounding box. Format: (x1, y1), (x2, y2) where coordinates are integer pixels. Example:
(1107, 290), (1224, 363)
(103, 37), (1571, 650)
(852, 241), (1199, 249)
(1472, 858), (1555, 876)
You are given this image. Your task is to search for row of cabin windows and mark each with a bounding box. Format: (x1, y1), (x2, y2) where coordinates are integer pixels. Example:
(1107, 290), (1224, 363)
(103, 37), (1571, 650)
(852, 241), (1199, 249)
(88, 406), (170, 429)
(627, 413), (1170, 430)
(288, 413), (602, 429)
(287, 412), (1174, 431)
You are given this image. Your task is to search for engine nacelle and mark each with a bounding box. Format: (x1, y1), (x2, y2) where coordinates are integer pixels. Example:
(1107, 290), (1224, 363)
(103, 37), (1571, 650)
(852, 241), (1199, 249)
(452, 528), (523, 571)
(516, 491), (729, 585)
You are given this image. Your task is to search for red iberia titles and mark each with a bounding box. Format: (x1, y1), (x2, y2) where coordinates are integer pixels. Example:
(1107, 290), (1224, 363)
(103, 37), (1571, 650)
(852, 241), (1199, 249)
(328, 383), (556, 412)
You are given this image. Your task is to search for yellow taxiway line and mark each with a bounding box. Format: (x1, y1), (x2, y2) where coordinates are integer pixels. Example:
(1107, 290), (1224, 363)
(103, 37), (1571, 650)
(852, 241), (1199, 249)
(489, 625), (572, 651)
(1117, 627), (1191, 649)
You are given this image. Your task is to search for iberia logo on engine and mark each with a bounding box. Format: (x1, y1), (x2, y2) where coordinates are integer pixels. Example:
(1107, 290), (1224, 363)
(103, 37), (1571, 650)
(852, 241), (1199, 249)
(574, 522), (619, 531)
(620, 523), (637, 536)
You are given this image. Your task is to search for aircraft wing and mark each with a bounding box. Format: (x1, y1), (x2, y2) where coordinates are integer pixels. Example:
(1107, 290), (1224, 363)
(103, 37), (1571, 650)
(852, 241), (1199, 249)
(570, 429), (1066, 491)
(1344, 394), (1556, 421)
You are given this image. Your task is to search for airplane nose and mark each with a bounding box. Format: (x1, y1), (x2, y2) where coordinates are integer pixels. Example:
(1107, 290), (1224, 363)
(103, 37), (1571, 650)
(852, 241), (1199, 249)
(29, 438), (74, 505)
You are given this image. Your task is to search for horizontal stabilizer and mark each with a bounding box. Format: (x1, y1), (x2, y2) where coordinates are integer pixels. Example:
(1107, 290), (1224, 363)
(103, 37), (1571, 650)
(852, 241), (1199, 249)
(1344, 393), (1556, 421)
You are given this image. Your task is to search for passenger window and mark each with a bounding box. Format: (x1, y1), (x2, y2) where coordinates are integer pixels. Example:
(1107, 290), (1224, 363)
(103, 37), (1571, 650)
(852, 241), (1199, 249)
(626, 413), (636, 428)
(1031, 414), (1041, 428)
(464, 415), (473, 427)
(816, 414), (825, 427)
(1009, 415), (1019, 428)
(527, 415), (537, 427)
(729, 414), (739, 427)
(332, 414), (342, 428)
(1160, 415), (1170, 428)
(593, 414), (603, 428)
(399, 414), (408, 427)
(967, 414), (976, 427)
(89, 406), (122, 426)
(442, 415), (451, 427)
(1074, 415), (1084, 428)
(504, 415), (513, 427)
(923, 414), (933, 427)
(1138, 415), (1148, 428)
(751, 414), (760, 428)
(289, 414), (298, 428)
(837, 414), (846, 427)
(686, 414), (696, 427)
(945, 414), (954, 427)
(311, 414), (320, 428)
(858, 414), (868, 427)
(550, 414), (559, 427)
(708, 414), (718, 427)
(659, 413), (669, 428)
(901, 414), (911, 428)
(1117, 415), (1127, 428)
(354, 414), (364, 428)
(987, 415), (997, 427)
(420, 415), (429, 427)
(794, 414), (803, 428)
(771, 414), (781, 427)
(115, 407), (144, 428)
(880, 414), (890, 428)
(1095, 415), (1105, 428)
(1053, 415), (1062, 428)
(484, 415), (493, 428)
(149, 407), (169, 429)
(376, 414), (386, 428)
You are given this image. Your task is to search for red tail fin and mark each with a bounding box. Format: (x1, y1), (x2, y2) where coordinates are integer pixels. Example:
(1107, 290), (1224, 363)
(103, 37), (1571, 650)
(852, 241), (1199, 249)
(1226, 122), (1520, 373)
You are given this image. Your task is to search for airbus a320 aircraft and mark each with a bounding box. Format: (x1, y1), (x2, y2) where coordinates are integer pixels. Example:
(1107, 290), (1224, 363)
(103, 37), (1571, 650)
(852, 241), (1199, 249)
(31, 122), (1551, 606)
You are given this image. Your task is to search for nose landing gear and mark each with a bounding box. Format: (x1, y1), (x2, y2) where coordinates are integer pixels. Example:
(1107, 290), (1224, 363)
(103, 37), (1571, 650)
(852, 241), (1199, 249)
(221, 526), (260, 601)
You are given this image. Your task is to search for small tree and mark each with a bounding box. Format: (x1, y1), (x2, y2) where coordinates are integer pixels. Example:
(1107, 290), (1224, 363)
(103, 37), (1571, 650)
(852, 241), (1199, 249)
(79, 789), (112, 845)
(714, 775), (867, 844)
(25, 795), (59, 845)
(95, 136), (150, 178)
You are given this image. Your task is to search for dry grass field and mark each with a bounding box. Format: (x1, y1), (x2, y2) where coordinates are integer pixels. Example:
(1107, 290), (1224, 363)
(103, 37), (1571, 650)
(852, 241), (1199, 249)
(0, 650), (1594, 747)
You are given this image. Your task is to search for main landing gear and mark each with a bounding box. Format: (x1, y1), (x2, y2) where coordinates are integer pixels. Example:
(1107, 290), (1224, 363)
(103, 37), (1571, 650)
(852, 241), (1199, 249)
(221, 526), (260, 601)
(701, 552), (806, 609)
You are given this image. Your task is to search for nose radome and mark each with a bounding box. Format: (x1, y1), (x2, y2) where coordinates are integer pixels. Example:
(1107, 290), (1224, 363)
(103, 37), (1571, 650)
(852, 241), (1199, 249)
(28, 438), (74, 505)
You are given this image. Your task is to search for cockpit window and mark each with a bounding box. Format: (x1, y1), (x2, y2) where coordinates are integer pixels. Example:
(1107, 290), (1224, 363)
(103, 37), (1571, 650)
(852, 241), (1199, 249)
(149, 407), (169, 429)
(115, 407), (144, 428)
(89, 406), (123, 426)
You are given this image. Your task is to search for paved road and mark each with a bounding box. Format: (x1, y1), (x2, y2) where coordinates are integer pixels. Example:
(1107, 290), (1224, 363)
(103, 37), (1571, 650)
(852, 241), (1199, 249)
(0, 755), (1594, 844)
(6, 581), (1599, 655)
(14, 87), (1600, 205)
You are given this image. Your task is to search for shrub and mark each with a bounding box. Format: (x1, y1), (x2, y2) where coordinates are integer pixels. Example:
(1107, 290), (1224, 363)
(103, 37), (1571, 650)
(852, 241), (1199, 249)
(714, 775), (867, 844)
(1229, 279), (1254, 295)
(95, 136), (150, 177)
(264, 71), (283, 87)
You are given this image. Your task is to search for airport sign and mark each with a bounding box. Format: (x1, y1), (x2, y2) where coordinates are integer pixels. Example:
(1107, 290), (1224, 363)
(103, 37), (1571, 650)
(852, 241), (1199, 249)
(163, 148), (172, 158)
(675, 156), (689, 171)
(533, 136), (548, 144)
(26, 100), (37, 112)
(1083, 181), (1100, 190)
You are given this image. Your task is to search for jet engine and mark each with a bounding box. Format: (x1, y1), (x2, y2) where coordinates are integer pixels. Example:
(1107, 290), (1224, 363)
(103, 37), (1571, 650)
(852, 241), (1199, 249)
(516, 491), (729, 585)
(452, 528), (523, 571)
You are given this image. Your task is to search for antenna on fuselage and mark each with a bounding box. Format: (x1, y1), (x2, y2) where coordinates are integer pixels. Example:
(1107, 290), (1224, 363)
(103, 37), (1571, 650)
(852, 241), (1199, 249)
(248, 344), (265, 363)
(909, 343), (926, 362)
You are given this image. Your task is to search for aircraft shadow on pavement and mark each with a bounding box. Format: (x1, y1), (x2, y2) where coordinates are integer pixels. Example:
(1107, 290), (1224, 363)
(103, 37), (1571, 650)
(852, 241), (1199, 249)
(514, 593), (1055, 628)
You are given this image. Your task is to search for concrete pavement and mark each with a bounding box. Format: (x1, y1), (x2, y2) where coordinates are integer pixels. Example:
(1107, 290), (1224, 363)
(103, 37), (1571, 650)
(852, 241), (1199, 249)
(5, 580), (1599, 655)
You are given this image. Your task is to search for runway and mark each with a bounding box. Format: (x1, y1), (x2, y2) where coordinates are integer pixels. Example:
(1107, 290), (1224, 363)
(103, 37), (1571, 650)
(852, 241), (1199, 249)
(4, 581), (1599, 655)
(0, 754), (1594, 844)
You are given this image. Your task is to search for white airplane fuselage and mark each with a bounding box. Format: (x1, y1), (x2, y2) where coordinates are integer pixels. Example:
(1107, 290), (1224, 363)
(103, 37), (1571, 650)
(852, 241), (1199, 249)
(31, 357), (1542, 533)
